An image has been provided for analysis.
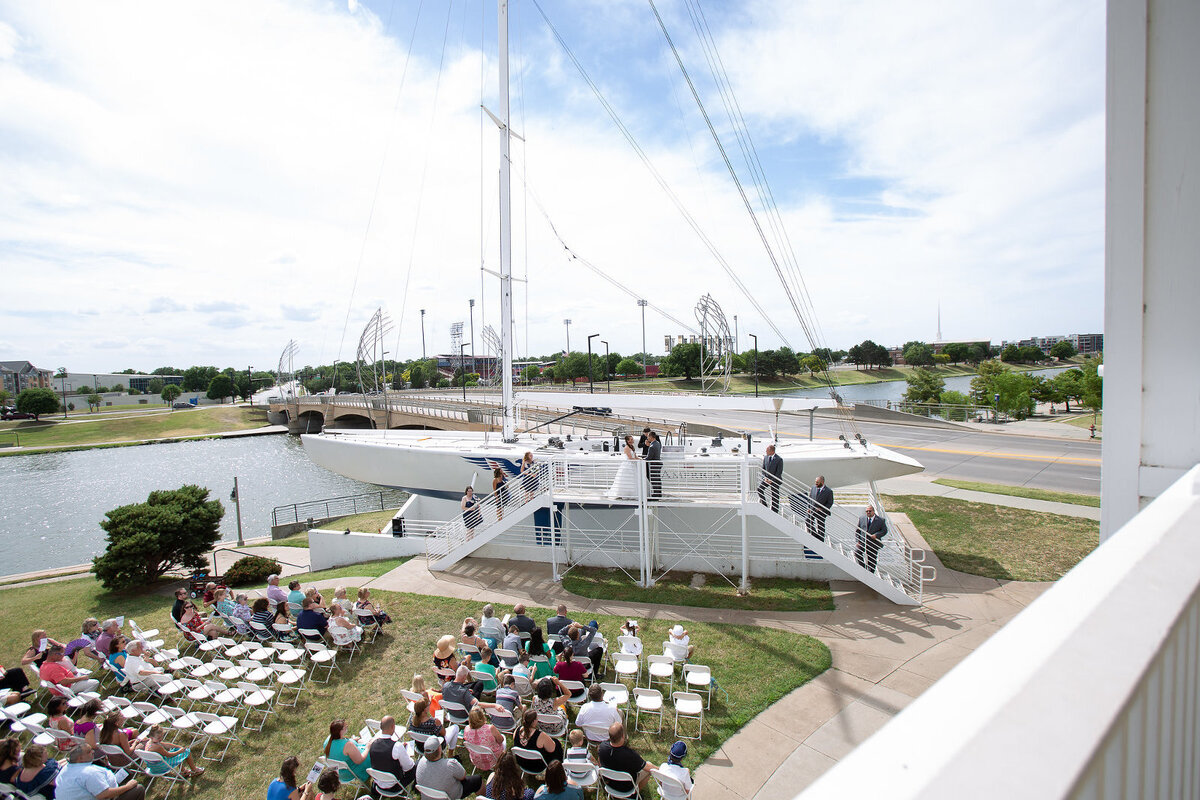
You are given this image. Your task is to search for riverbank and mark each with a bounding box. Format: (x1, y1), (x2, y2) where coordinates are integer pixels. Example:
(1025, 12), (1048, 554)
(0, 405), (282, 455)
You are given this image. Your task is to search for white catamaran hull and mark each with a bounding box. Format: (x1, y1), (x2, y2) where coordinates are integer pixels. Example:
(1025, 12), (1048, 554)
(301, 428), (922, 499)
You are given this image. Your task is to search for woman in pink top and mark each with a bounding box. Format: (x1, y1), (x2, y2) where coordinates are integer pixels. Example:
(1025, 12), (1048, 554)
(463, 707), (505, 771)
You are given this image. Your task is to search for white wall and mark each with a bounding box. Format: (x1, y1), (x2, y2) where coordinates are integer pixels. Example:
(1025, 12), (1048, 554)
(1102, 0), (1200, 540)
(308, 529), (427, 571)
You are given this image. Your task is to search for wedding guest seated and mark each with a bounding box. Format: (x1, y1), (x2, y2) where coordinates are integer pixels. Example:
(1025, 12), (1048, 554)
(273, 602), (294, 631)
(328, 604), (362, 647)
(415, 736), (481, 800)
(563, 622), (604, 678)
(546, 604), (573, 639)
(510, 604), (537, 634)
(598, 723), (653, 793)
(330, 587), (354, 615)
(618, 620), (643, 656)
(313, 767), (340, 800)
(513, 708), (563, 768)
(534, 760), (584, 800)
(106, 636), (130, 684)
(410, 674), (442, 714)
(477, 604), (505, 648)
(286, 581), (305, 608)
(93, 620), (121, 665)
(39, 644), (100, 694)
(483, 750), (533, 800)
(468, 646), (499, 691)
(296, 599), (329, 641)
(119, 641), (166, 692)
(553, 648), (587, 684)
(432, 636), (459, 676)
(73, 698), (106, 747)
(408, 696), (458, 751)
(145, 725), (204, 778)
(46, 697), (74, 734)
(0, 655), (33, 706)
(442, 666), (496, 709)
(532, 677), (569, 735)
(367, 716), (416, 789)
(322, 719), (369, 785)
(65, 618), (104, 665)
(460, 620), (489, 654)
(500, 624), (523, 664)
(12, 742), (59, 799)
(511, 651), (533, 682)
(217, 591), (253, 635)
(171, 588), (189, 623)
(304, 587), (326, 613)
(267, 755), (310, 800)
(565, 730), (593, 765)
(494, 674), (522, 716)
(355, 588), (391, 625)
(575, 684), (622, 741)
(97, 713), (142, 769)
(0, 737), (22, 783)
(266, 575), (287, 605)
(201, 582), (218, 608)
(21, 629), (64, 671)
(463, 707), (505, 773)
(179, 598), (226, 639)
(528, 629), (556, 679)
(57, 743), (146, 800)
(667, 624), (694, 660)
(249, 598), (275, 634)
(659, 740), (693, 796)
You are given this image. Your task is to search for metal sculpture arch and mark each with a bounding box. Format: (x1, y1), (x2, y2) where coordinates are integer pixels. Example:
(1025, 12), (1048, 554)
(276, 340), (299, 399)
(694, 294), (733, 393)
(355, 308), (394, 396)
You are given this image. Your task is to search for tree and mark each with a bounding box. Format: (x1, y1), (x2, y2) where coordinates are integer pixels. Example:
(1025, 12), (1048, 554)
(903, 368), (945, 404)
(541, 366), (555, 383)
(94, 385), (109, 393)
(1050, 340), (1078, 360)
(801, 355), (827, 375)
(16, 388), (59, 420)
(147, 378), (164, 394)
(151, 366), (180, 376)
(521, 364), (542, 383)
(970, 359), (1010, 405)
(110, 383), (125, 393)
(162, 384), (183, 404)
(847, 344), (865, 370)
(87, 393), (102, 412)
(182, 366), (219, 392)
(0, 389), (10, 408)
(991, 371), (1037, 418)
(811, 347), (835, 365)
(605, 352), (622, 375)
(775, 346), (801, 376)
(941, 389), (970, 406)
(1001, 344), (1022, 363)
(1050, 369), (1085, 412)
(615, 358), (643, 377)
(943, 342), (970, 365)
(1081, 358), (1103, 415)
(660, 343), (702, 380)
(128, 388), (141, 395)
(92, 485), (224, 591)
(206, 374), (233, 402)
(966, 343), (989, 366)
(902, 341), (935, 366)
(1018, 345), (1045, 363)
(865, 340), (892, 369)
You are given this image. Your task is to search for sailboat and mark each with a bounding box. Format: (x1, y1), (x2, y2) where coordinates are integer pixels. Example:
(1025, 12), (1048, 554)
(301, 1), (927, 601)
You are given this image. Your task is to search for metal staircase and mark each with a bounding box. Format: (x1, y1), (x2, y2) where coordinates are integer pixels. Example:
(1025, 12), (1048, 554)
(745, 469), (934, 604)
(425, 462), (552, 571)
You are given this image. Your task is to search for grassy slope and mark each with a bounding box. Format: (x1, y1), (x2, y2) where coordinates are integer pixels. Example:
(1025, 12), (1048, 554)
(887, 495), (1098, 581)
(0, 576), (830, 800)
(931, 478), (1100, 508)
(0, 406), (269, 448)
(563, 567), (833, 612)
(324, 509), (402, 534)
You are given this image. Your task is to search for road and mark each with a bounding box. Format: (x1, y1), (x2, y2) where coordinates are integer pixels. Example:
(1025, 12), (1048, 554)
(670, 409), (1101, 495)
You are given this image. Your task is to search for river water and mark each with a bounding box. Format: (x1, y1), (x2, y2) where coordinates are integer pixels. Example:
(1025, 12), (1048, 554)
(786, 366), (1070, 403)
(0, 435), (380, 577)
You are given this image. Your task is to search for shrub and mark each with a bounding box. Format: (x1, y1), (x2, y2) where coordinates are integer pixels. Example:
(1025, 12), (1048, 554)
(225, 555), (282, 586)
(92, 485), (224, 592)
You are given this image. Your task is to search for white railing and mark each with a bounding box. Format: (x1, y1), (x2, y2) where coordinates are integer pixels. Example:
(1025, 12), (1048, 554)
(424, 462), (551, 563)
(795, 465), (1200, 799)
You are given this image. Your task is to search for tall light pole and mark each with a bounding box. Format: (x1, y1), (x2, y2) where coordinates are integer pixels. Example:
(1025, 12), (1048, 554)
(468, 299), (475, 376)
(420, 309), (427, 361)
(460, 342), (471, 402)
(601, 340), (609, 393)
(587, 334), (599, 394)
(564, 319), (572, 354)
(637, 299), (648, 376)
(734, 314), (738, 353)
(749, 333), (758, 398)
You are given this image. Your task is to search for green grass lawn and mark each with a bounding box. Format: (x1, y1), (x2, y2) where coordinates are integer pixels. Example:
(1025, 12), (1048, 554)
(302, 557), (411, 582)
(1059, 411), (1102, 433)
(0, 575), (830, 800)
(250, 531), (310, 549)
(0, 406), (270, 449)
(887, 495), (1099, 581)
(325, 508), (402, 534)
(931, 478), (1100, 508)
(562, 567), (833, 612)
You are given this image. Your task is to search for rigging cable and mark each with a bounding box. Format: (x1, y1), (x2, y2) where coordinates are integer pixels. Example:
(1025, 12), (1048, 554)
(529, 0), (791, 348)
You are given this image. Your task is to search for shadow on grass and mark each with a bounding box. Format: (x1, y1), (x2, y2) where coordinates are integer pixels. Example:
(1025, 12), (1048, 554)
(934, 552), (1014, 582)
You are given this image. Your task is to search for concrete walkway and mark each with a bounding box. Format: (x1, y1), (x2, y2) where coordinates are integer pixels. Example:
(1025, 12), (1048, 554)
(876, 474), (1100, 520)
(359, 515), (1049, 799)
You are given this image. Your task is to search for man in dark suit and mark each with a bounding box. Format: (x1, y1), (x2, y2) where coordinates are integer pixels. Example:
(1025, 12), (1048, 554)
(757, 444), (783, 512)
(644, 431), (662, 499)
(806, 475), (834, 541)
(637, 428), (652, 458)
(855, 505), (888, 573)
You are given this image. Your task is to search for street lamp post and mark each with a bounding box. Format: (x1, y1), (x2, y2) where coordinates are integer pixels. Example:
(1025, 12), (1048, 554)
(564, 319), (572, 354)
(601, 340), (609, 392)
(749, 333), (758, 398)
(637, 299), (648, 376)
(420, 309), (427, 361)
(734, 314), (738, 353)
(587, 334), (599, 394)
(60, 371), (68, 418)
(460, 342), (471, 402)
(469, 299), (475, 376)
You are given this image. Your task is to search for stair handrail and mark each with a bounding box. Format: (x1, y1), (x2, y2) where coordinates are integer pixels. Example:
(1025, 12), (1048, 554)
(425, 461), (552, 562)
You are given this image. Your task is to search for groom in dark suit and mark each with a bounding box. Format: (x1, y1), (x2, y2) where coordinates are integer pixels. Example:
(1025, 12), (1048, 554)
(806, 475), (834, 542)
(757, 444), (783, 513)
(637, 428), (652, 458)
(644, 431), (662, 499)
(855, 505), (888, 573)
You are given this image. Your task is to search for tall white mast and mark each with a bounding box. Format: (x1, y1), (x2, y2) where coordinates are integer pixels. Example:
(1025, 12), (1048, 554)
(498, 0), (516, 441)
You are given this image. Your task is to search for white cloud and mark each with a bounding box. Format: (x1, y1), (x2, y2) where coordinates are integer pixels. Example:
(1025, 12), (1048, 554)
(0, 0), (1103, 372)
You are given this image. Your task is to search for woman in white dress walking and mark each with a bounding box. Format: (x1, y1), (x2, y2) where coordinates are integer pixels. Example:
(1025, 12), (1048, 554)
(606, 435), (645, 499)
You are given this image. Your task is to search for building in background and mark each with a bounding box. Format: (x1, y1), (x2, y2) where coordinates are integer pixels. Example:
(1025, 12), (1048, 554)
(59, 372), (182, 395)
(0, 361), (53, 395)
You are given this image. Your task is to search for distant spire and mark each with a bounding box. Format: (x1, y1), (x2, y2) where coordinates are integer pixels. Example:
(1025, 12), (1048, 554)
(937, 301), (942, 341)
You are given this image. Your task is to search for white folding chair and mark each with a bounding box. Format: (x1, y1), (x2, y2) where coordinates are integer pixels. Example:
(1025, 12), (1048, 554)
(270, 662), (306, 708)
(400, 688), (424, 713)
(366, 767), (409, 798)
(211, 658), (246, 684)
(646, 655), (674, 693)
(216, 636), (250, 659)
(305, 642), (339, 683)
(135, 748), (190, 800)
(580, 722), (611, 748)
(512, 673), (534, 697)
(464, 740), (499, 774)
(672, 691), (704, 739)
(0, 781), (35, 800)
(633, 687), (663, 734)
(416, 785), (451, 800)
(494, 648), (519, 668)
(247, 619), (275, 643)
(237, 658), (273, 683)
(440, 699), (470, 728)
(486, 706), (516, 734)
(559, 678), (587, 705)
(601, 682), (629, 709)
(612, 652), (640, 686)
(177, 678), (214, 712)
(323, 756), (367, 800)
(599, 766), (641, 799)
(510, 746), (548, 779)
(651, 768), (691, 800)
(536, 712), (568, 740)
(268, 641), (305, 664)
(563, 760), (599, 791)
(682, 664), (713, 709)
(457, 642), (480, 659)
(297, 626), (324, 645)
(176, 655), (218, 679)
(354, 610), (382, 645)
(235, 680), (276, 731)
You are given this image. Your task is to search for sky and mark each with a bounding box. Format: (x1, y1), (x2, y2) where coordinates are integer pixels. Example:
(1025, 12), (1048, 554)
(0, 0), (1105, 374)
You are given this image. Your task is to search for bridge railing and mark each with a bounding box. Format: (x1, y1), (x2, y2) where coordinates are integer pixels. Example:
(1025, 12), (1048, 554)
(271, 489), (410, 527)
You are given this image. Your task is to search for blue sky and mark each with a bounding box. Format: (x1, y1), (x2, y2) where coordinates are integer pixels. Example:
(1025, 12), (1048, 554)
(0, 0), (1104, 372)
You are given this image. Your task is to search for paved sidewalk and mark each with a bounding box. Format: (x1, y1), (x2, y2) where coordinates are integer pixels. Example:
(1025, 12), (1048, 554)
(876, 474), (1100, 520)
(362, 515), (1050, 799)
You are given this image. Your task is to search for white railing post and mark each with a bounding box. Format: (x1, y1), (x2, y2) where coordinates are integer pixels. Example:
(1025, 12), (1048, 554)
(740, 455), (750, 595)
(637, 459), (649, 588)
(547, 464), (558, 582)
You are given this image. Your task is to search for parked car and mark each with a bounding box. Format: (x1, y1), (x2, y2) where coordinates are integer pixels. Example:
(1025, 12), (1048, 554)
(1, 410), (35, 420)
(172, 402), (195, 409)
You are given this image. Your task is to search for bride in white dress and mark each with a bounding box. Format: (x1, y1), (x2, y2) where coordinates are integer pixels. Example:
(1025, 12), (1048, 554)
(606, 435), (646, 499)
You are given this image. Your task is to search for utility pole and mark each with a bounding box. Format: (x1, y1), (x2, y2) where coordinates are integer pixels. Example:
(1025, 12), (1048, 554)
(460, 342), (471, 402)
(734, 314), (738, 353)
(564, 319), (572, 354)
(420, 309), (427, 361)
(232, 476), (244, 546)
(587, 334), (599, 394)
(602, 340), (610, 393)
(247, 366), (253, 406)
(637, 299), (648, 376)
(749, 333), (758, 398)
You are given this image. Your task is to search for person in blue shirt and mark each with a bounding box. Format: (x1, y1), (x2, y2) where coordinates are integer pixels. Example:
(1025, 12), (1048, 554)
(267, 755), (309, 800)
(296, 599), (329, 642)
(286, 581), (305, 608)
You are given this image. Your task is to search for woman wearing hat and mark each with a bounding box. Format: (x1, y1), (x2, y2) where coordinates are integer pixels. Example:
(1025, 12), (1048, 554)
(659, 741), (693, 795)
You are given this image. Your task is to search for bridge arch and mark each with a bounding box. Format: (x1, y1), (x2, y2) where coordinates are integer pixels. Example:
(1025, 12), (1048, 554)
(328, 412), (373, 430)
